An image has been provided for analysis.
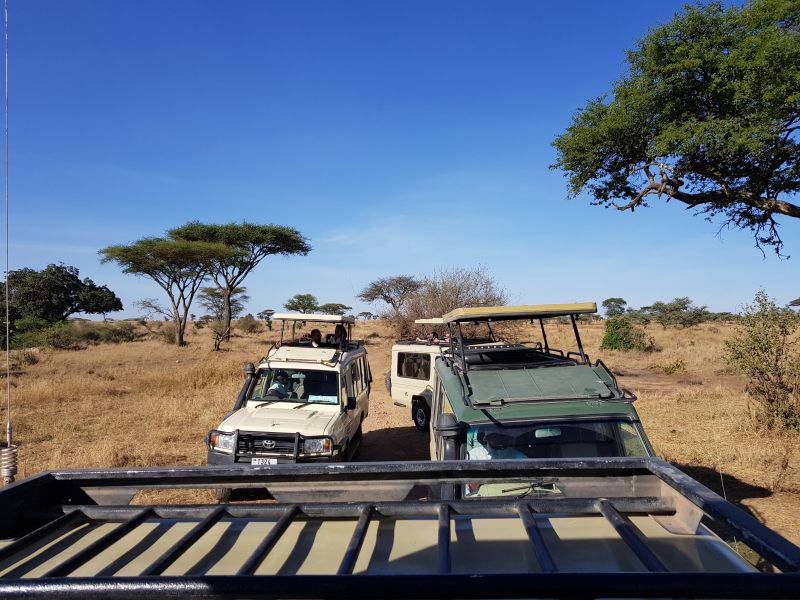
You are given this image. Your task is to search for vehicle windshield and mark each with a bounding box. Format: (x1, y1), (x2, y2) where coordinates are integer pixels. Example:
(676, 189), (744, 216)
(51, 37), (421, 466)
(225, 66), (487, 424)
(464, 419), (649, 498)
(466, 419), (648, 460)
(249, 368), (339, 405)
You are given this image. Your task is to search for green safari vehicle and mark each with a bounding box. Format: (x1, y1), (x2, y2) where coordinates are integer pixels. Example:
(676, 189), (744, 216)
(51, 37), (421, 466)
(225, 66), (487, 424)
(428, 303), (655, 495)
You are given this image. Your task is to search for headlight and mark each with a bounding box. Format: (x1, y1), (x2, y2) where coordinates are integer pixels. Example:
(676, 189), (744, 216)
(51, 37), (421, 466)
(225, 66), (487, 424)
(209, 431), (235, 454)
(303, 437), (332, 454)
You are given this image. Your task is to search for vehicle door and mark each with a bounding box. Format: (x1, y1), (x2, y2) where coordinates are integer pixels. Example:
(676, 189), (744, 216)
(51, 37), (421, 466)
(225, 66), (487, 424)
(352, 355), (369, 425)
(393, 350), (434, 407)
(429, 378), (446, 460)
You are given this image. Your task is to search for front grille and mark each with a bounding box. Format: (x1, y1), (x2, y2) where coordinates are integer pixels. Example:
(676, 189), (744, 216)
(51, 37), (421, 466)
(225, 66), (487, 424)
(237, 432), (298, 456)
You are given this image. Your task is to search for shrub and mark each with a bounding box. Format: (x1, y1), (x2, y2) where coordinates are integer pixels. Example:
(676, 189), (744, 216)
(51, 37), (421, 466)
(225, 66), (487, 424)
(724, 291), (800, 430)
(154, 323), (178, 345)
(236, 314), (261, 335)
(600, 317), (649, 351)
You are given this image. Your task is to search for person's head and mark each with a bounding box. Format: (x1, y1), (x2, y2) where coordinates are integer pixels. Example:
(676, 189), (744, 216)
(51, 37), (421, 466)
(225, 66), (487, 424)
(275, 371), (288, 385)
(310, 329), (322, 344)
(334, 324), (346, 339)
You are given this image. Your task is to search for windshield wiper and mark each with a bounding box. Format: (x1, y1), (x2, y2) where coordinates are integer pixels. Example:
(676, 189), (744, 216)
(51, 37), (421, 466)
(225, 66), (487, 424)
(253, 399), (282, 408)
(501, 482), (561, 497)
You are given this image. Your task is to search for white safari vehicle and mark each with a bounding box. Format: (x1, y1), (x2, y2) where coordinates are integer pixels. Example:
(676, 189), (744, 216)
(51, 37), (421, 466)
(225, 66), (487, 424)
(386, 318), (451, 431)
(207, 314), (371, 498)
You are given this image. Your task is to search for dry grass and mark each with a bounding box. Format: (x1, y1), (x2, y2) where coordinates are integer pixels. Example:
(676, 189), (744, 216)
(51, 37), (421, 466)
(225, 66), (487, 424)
(2, 319), (798, 544)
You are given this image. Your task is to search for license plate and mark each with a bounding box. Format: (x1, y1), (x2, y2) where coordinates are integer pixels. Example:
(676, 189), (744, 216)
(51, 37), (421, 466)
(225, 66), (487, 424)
(251, 458), (277, 465)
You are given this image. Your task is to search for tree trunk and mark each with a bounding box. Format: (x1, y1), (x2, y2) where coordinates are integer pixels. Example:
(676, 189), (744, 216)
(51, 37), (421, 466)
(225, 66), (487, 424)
(222, 288), (233, 342)
(171, 303), (186, 347)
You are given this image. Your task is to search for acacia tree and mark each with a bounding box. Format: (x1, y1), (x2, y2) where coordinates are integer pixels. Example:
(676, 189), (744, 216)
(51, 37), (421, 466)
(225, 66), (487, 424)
(100, 238), (237, 346)
(169, 222), (310, 339)
(552, 0), (800, 255)
(357, 275), (421, 318)
(601, 298), (627, 318)
(318, 303), (352, 316)
(284, 294), (318, 314)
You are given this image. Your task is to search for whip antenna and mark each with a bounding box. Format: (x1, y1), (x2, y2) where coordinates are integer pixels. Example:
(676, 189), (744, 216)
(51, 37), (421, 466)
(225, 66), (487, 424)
(1, 0), (17, 485)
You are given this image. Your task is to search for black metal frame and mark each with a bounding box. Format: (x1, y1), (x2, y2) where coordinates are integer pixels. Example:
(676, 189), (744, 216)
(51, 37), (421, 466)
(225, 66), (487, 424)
(0, 459), (798, 599)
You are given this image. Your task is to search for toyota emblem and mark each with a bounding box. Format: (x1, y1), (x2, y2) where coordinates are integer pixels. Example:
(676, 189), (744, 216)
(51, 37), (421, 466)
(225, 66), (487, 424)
(262, 440), (276, 450)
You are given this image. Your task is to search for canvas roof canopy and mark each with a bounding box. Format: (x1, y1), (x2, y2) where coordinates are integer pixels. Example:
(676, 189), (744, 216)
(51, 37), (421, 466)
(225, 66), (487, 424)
(442, 303), (597, 323)
(272, 313), (356, 324)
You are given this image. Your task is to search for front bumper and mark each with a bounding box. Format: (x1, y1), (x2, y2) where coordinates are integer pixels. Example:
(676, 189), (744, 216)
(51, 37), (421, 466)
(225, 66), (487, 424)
(206, 451), (335, 465)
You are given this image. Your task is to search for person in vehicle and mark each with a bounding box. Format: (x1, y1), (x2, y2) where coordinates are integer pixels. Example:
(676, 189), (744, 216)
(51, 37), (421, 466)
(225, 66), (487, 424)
(310, 329), (322, 347)
(267, 371), (290, 398)
(329, 324), (347, 348)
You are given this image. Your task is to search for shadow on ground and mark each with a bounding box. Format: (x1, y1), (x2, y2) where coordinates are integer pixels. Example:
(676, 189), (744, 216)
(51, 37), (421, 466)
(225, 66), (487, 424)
(671, 462), (772, 520)
(359, 426), (429, 462)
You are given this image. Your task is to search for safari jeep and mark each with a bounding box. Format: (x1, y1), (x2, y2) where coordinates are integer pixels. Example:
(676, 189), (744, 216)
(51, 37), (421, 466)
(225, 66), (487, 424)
(427, 303), (655, 496)
(388, 318), (493, 431)
(207, 314), (370, 498)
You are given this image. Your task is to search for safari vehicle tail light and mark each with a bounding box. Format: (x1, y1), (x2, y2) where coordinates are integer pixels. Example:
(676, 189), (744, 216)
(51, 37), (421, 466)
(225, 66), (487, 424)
(302, 437), (332, 455)
(209, 431), (235, 454)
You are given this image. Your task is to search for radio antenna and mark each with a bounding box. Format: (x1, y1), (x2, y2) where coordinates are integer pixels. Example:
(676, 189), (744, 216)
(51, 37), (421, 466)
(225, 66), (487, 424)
(1, 0), (17, 485)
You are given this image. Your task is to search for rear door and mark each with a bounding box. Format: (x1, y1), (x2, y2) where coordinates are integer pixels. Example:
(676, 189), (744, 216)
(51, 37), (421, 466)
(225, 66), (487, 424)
(392, 350), (434, 406)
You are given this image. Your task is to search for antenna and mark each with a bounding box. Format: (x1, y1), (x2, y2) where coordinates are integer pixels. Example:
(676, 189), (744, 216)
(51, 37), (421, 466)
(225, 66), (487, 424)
(1, 0), (17, 485)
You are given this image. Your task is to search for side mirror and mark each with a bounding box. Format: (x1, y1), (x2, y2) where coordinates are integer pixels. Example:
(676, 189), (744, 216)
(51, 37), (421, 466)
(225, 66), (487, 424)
(434, 413), (459, 438)
(346, 396), (357, 411)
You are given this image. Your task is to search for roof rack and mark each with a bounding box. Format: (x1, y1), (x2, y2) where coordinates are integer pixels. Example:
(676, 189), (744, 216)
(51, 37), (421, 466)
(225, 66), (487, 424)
(0, 459), (797, 598)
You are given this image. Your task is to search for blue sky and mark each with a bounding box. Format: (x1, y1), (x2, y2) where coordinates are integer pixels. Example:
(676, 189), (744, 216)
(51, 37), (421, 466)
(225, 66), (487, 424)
(7, 0), (799, 317)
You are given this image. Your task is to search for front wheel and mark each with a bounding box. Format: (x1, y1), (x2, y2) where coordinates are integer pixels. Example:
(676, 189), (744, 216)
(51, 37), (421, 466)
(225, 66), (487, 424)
(412, 401), (430, 431)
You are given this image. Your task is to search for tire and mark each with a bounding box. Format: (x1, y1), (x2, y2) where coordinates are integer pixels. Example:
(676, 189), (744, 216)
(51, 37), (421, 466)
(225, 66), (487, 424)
(412, 400), (431, 431)
(215, 487), (232, 503)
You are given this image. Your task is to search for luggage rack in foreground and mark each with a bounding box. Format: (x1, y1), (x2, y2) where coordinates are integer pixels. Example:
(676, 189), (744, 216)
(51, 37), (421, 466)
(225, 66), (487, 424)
(0, 458), (798, 599)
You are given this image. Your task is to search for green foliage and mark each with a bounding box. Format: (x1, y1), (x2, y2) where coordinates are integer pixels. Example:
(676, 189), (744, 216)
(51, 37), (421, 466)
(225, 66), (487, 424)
(600, 317), (650, 351)
(236, 313), (261, 334)
(357, 311), (375, 320)
(12, 320), (138, 350)
(1, 264), (122, 329)
(551, 0), (800, 254)
(641, 297), (710, 329)
(101, 238), (238, 346)
(725, 291), (800, 430)
(601, 297), (627, 317)
(318, 303), (352, 316)
(284, 293), (319, 313)
(198, 287), (249, 322)
(169, 222), (310, 336)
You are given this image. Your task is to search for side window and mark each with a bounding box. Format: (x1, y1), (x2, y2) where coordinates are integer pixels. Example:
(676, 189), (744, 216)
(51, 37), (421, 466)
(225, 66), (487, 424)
(351, 363), (364, 395)
(397, 353), (432, 380)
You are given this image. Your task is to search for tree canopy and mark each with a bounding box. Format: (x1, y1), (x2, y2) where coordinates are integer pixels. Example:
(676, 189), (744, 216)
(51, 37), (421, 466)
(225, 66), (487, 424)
(3, 264), (122, 323)
(357, 275), (422, 317)
(100, 238), (237, 345)
(552, 0), (800, 255)
(318, 303), (352, 316)
(284, 293), (319, 314)
(601, 297), (628, 318)
(169, 222), (310, 337)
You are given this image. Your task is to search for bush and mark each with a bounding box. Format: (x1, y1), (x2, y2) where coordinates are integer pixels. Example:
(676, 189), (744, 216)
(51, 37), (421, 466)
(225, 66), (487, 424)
(724, 291), (800, 430)
(600, 317), (650, 351)
(154, 323), (178, 345)
(236, 314), (261, 334)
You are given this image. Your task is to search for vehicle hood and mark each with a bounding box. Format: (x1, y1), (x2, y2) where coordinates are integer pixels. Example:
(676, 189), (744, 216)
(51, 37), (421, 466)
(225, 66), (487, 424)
(220, 404), (338, 436)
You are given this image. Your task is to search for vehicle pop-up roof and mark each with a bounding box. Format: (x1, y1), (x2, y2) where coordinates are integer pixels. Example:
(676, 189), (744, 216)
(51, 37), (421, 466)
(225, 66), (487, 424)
(273, 313), (355, 346)
(441, 302), (597, 371)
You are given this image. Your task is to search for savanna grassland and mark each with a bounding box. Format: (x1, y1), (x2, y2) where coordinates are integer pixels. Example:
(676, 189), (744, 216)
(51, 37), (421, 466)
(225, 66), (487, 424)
(4, 319), (798, 544)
